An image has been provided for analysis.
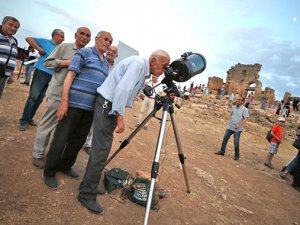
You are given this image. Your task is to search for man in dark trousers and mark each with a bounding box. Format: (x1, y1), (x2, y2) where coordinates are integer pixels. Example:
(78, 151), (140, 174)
(292, 117), (300, 192)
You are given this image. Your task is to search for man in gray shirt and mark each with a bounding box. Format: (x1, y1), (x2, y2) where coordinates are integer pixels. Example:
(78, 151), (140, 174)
(78, 49), (170, 214)
(32, 27), (91, 169)
(215, 96), (249, 160)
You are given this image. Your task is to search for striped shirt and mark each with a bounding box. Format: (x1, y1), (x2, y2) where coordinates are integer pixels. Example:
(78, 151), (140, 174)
(68, 47), (109, 111)
(0, 25), (18, 77)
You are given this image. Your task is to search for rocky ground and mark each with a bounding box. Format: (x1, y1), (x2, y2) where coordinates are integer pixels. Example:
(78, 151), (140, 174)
(0, 80), (300, 225)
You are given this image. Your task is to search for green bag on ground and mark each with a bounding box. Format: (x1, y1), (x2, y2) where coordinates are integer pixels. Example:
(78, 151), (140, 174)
(127, 178), (158, 210)
(105, 168), (129, 193)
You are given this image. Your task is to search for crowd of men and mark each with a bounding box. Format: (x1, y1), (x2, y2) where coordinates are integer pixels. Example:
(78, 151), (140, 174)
(1, 15), (300, 217)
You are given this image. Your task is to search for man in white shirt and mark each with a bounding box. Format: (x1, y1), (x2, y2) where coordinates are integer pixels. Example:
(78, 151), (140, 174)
(136, 75), (163, 130)
(78, 49), (170, 214)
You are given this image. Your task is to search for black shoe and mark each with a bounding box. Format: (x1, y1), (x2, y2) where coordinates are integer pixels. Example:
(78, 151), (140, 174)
(234, 156), (239, 161)
(77, 195), (104, 214)
(60, 168), (80, 180)
(215, 151), (224, 156)
(291, 184), (300, 192)
(43, 174), (58, 190)
(19, 123), (28, 131)
(29, 120), (38, 126)
(97, 187), (107, 195)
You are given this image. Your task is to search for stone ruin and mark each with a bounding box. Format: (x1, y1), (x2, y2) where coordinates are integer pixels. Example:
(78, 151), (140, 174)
(207, 63), (276, 107)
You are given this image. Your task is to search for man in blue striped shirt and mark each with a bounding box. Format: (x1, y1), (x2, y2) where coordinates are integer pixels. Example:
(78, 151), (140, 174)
(0, 16), (20, 98)
(78, 49), (170, 214)
(43, 31), (113, 192)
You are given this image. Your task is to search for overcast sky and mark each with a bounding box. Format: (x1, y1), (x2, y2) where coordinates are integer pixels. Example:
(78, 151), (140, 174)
(1, 0), (299, 99)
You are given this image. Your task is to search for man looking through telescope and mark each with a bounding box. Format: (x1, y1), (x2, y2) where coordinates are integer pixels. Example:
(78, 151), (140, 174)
(78, 49), (170, 214)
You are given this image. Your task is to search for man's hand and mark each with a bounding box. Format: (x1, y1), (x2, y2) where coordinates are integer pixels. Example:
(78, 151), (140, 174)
(56, 101), (68, 120)
(115, 113), (125, 133)
(38, 49), (45, 56)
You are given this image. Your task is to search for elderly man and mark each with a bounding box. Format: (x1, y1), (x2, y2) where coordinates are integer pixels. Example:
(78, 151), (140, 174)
(0, 16), (20, 98)
(78, 49), (170, 214)
(43, 31), (113, 190)
(32, 27), (91, 169)
(83, 45), (118, 153)
(19, 28), (65, 131)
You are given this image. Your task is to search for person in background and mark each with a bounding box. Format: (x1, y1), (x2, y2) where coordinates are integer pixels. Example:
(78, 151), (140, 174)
(21, 45), (39, 86)
(264, 116), (285, 169)
(228, 92), (235, 108)
(245, 91), (253, 108)
(276, 100), (284, 115)
(136, 75), (164, 130)
(19, 28), (65, 131)
(291, 117), (300, 192)
(31, 27), (91, 169)
(0, 16), (20, 98)
(215, 97), (249, 160)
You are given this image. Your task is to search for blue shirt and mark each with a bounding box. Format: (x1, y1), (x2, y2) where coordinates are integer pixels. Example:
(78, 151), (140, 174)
(33, 38), (57, 75)
(97, 55), (150, 116)
(68, 47), (109, 111)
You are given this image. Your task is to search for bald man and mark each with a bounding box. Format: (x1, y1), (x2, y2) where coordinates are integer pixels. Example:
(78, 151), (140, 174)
(78, 49), (170, 214)
(32, 27), (91, 169)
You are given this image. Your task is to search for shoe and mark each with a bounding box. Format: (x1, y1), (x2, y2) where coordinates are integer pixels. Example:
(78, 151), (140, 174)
(43, 174), (58, 190)
(97, 187), (107, 195)
(264, 163), (274, 169)
(29, 120), (38, 126)
(291, 184), (300, 192)
(215, 151), (224, 156)
(19, 123), (28, 131)
(77, 195), (104, 214)
(32, 157), (44, 169)
(280, 172), (288, 180)
(60, 168), (80, 180)
(82, 146), (90, 155)
(143, 125), (148, 130)
(135, 123), (140, 128)
(234, 156), (239, 161)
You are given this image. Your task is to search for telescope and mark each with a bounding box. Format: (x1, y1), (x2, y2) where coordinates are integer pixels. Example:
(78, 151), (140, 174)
(144, 52), (206, 98)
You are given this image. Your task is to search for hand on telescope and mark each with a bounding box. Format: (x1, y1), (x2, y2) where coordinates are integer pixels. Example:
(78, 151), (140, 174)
(115, 113), (125, 133)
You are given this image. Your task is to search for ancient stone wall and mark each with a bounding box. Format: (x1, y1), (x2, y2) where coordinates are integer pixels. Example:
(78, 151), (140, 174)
(207, 76), (223, 94)
(225, 63), (262, 97)
(263, 87), (275, 108)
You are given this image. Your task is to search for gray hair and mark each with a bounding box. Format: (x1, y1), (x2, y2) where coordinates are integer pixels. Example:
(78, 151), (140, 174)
(2, 16), (20, 25)
(96, 31), (107, 37)
(151, 49), (170, 59)
(51, 29), (64, 37)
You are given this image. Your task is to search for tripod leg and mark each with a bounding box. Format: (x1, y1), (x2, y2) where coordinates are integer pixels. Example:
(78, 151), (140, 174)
(104, 107), (157, 167)
(170, 113), (191, 193)
(143, 109), (169, 225)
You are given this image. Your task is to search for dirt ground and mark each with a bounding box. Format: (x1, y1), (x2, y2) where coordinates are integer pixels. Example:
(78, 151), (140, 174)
(0, 80), (300, 225)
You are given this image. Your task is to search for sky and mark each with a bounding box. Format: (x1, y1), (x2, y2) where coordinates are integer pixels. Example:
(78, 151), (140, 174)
(1, 0), (299, 99)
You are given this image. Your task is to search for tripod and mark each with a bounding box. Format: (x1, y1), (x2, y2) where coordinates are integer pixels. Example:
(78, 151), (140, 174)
(105, 93), (191, 225)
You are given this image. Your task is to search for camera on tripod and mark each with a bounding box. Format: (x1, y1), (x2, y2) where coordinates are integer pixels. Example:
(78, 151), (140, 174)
(144, 52), (207, 98)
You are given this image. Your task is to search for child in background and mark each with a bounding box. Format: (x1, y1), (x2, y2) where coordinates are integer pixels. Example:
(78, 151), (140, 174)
(264, 116), (285, 169)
